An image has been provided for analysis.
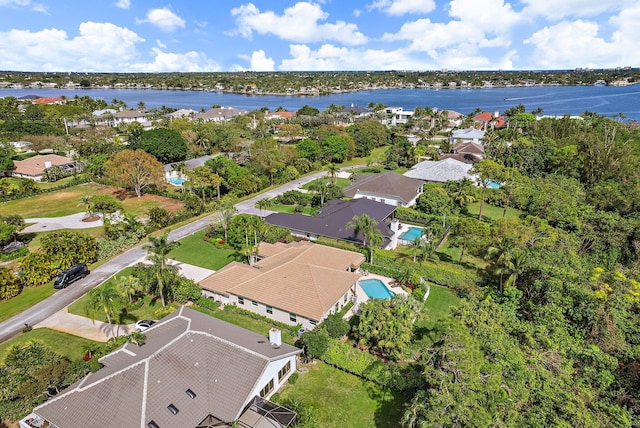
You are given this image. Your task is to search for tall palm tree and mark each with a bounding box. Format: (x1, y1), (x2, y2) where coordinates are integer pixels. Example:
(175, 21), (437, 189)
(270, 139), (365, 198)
(144, 231), (180, 307)
(346, 214), (383, 263)
(218, 200), (237, 241)
(308, 180), (328, 206)
(84, 284), (121, 339)
(326, 163), (339, 184)
(256, 198), (273, 216)
(114, 274), (143, 304)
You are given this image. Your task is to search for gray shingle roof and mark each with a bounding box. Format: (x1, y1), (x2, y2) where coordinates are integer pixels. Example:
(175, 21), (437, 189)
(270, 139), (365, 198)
(342, 171), (423, 205)
(264, 198), (396, 246)
(34, 307), (301, 428)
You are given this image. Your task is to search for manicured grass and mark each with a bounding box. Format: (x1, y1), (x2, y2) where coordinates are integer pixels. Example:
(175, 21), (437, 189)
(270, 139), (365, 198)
(0, 283), (57, 323)
(168, 230), (236, 271)
(67, 267), (176, 324)
(301, 177), (351, 190)
(37, 174), (88, 190)
(277, 361), (406, 428)
(0, 182), (183, 218)
(26, 226), (106, 252)
(268, 203), (317, 215)
(211, 309), (296, 345)
(466, 202), (522, 221)
(435, 240), (488, 269)
(419, 284), (461, 330)
(0, 328), (98, 363)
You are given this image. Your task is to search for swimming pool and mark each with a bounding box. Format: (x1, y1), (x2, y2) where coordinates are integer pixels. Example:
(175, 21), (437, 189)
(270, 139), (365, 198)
(485, 180), (501, 189)
(167, 176), (186, 186)
(360, 279), (395, 299)
(399, 226), (422, 241)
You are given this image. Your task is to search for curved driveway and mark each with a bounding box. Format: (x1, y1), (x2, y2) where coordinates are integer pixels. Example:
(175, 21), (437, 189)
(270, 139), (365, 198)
(0, 166), (360, 343)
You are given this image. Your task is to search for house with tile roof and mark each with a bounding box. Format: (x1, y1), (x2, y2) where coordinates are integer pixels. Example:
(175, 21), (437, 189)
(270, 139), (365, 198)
(112, 110), (150, 127)
(12, 154), (81, 181)
(200, 241), (365, 330)
(193, 107), (248, 122)
(450, 127), (485, 145)
(264, 198), (397, 249)
(403, 158), (478, 184)
(342, 171), (424, 207)
(28, 307), (301, 428)
(473, 111), (506, 130)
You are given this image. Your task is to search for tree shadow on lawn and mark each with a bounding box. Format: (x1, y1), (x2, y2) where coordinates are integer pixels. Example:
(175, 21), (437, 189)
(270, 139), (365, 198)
(367, 382), (408, 428)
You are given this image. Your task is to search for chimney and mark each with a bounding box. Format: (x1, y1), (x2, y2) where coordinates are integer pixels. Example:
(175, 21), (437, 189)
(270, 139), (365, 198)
(269, 328), (281, 347)
(494, 111), (499, 118)
(44, 161), (52, 169)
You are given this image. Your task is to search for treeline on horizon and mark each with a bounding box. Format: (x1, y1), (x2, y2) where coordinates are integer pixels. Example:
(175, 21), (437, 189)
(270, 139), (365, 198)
(1, 68), (638, 93)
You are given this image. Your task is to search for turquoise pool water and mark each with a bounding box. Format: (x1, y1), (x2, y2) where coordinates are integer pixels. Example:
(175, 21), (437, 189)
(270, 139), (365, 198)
(400, 226), (422, 241)
(486, 180), (501, 189)
(360, 279), (394, 299)
(168, 176), (186, 186)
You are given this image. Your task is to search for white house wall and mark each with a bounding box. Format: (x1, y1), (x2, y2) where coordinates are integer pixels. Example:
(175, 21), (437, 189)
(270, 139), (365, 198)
(250, 355), (298, 401)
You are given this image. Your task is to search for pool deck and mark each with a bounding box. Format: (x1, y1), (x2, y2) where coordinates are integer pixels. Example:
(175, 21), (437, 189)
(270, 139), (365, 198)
(345, 271), (408, 319)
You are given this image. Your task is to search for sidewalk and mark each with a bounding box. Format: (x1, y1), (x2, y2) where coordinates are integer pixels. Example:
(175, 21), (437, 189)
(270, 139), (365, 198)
(23, 212), (103, 233)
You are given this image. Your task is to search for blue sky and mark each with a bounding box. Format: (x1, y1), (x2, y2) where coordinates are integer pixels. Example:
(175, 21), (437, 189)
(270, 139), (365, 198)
(0, 0), (638, 72)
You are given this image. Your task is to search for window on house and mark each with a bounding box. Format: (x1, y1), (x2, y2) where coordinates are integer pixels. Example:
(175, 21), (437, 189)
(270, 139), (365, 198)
(252, 300), (258, 306)
(238, 297), (244, 305)
(278, 361), (291, 382)
(309, 320), (317, 326)
(344, 294), (348, 303)
(260, 379), (275, 397)
(289, 313), (297, 322)
(167, 404), (179, 415)
(266, 305), (273, 314)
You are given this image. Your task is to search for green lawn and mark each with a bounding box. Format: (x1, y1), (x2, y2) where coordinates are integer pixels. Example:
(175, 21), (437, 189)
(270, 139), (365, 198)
(419, 284), (461, 330)
(276, 361), (406, 428)
(210, 309), (296, 345)
(0, 182), (183, 218)
(67, 267), (176, 323)
(268, 203), (317, 215)
(0, 283), (57, 323)
(0, 328), (98, 363)
(168, 229), (236, 271)
(301, 177), (351, 190)
(466, 202), (522, 221)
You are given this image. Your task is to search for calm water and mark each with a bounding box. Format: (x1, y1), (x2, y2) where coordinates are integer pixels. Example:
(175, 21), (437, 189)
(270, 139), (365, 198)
(1, 85), (639, 120)
(359, 279), (395, 299)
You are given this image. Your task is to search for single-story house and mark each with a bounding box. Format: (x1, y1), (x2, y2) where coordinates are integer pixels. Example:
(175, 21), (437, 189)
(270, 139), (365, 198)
(200, 241), (365, 330)
(264, 111), (296, 120)
(342, 171), (424, 207)
(265, 198), (398, 248)
(112, 110), (150, 127)
(450, 128), (485, 145)
(12, 154), (81, 181)
(403, 158), (478, 184)
(26, 307), (301, 428)
(167, 108), (198, 120)
(193, 107), (248, 122)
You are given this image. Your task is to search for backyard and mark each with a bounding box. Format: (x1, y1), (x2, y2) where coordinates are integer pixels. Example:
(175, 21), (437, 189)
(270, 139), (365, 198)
(167, 229), (236, 271)
(276, 361), (406, 428)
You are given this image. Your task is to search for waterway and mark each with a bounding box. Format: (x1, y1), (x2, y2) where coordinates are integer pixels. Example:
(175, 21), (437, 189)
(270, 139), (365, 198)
(1, 85), (639, 120)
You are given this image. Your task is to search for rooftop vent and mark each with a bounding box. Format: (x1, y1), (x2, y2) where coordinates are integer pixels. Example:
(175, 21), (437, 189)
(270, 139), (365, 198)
(147, 421), (159, 428)
(168, 404), (179, 415)
(186, 389), (196, 399)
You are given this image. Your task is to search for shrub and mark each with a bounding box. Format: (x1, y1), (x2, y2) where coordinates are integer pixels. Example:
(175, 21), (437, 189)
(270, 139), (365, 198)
(322, 313), (350, 339)
(196, 297), (219, 311)
(287, 373), (299, 385)
(173, 278), (201, 304)
(154, 306), (177, 319)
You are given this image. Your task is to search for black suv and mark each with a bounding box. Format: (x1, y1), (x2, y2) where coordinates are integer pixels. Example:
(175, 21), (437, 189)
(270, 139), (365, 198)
(53, 263), (90, 289)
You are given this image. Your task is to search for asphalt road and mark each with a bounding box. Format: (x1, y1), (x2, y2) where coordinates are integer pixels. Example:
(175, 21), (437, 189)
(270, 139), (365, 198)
(0, 166), (359, 343)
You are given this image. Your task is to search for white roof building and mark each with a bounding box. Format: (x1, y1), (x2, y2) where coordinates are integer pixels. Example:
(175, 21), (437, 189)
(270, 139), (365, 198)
(403, 158), (478, 183)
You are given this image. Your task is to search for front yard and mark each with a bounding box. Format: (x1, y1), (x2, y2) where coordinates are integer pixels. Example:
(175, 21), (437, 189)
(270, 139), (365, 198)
(0, 328), (97, 363)
(168, 229), (236, 271)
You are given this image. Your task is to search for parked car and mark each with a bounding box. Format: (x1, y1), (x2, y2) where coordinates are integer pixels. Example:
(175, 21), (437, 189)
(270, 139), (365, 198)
(135, 320), (156, 331)
(53, 263), (90, 289)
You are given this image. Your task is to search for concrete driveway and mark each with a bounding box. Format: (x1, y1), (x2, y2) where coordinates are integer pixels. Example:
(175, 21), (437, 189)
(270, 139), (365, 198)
(35, 308), (135, 342)
(23, 212), (103, 233)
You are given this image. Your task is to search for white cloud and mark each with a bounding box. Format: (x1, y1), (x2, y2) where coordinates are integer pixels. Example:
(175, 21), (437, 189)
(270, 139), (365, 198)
(136, 7), (186, 32)
(524, 19), (640, 68)
(115, 0), (130, 10)
(520, 0), (629, 20)
(230, 2), (367, 46)
(0, 0), (47, 13)
(249, 50), (275, 71)
(156, 39), (167, 49)
(130, 48), (221, 72)
(368, 0), (436, 16)
(448, 0), (520, 32)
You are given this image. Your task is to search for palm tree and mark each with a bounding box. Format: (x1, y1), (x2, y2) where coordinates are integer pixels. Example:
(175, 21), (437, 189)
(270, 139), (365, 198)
(308, 180), (328, 206)
(80, 195), (94, 219)
(218, 200), (237, 241)
(504, 248), (527, 289)
(114, 274), (143, 304)
(346, 214), (383, 263)
(144, 231), (180, 307)
(256, 198), (273, 216)
(326, 163), (339, 184)
(84, 284), (121, 339)
(348, 171), (358, 183)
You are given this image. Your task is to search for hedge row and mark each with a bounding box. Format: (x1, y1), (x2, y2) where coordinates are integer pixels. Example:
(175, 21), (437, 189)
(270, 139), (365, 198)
(320, 340), (423, 392)
(0, 175), (90, 203)
(373, 250), (477, 293)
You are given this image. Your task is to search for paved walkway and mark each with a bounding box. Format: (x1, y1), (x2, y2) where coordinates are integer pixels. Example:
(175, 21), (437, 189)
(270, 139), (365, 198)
(23, 212), (103, 233)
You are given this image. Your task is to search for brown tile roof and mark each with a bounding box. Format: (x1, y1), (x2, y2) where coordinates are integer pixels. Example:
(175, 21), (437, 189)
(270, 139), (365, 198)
(34, 307), (301, 428)
(201, 241), (364, 320)
(12, 154), (73, 177)
(453, 141), (485, 156)
(342, 171), (423, 205)
(33, 97), (63, 104)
